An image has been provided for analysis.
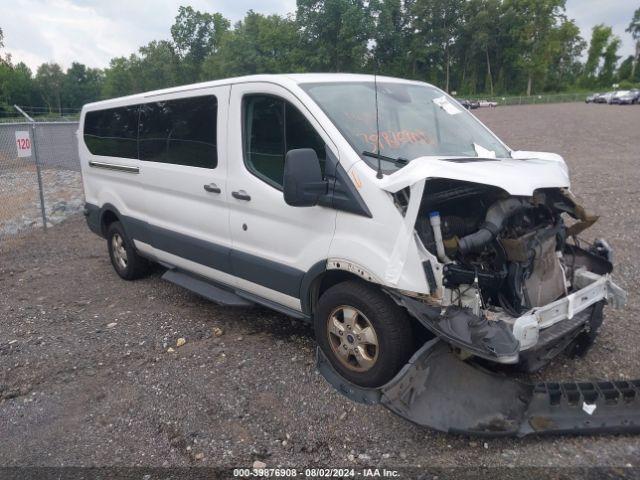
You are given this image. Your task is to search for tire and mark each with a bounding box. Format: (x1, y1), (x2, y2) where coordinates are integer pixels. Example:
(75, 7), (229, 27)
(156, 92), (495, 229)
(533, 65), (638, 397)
(106, 221), (150, 280)
(315, 280), (414, 388)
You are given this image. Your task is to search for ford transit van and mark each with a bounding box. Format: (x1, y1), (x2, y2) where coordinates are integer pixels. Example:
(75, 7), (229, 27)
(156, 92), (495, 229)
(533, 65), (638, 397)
(80, 74), (625, 391)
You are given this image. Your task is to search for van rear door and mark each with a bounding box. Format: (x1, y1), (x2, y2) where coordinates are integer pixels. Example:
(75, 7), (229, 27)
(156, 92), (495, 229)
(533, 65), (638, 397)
(226, 82), (338, 312)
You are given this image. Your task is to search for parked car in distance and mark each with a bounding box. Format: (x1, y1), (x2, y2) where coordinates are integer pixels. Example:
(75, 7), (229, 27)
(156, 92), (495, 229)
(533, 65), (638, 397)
(459, 99), (480, 109)
(478, 99), (498, 108)
(610, 91), (631, 104)
(595, 91), (615, 104)
(611, 89), (640, 105)
(585, 93), (600, 103)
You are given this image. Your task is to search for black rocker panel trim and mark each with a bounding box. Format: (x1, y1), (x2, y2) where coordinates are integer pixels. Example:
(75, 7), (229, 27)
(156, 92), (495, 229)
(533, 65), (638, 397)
(90, 205), (305, 299)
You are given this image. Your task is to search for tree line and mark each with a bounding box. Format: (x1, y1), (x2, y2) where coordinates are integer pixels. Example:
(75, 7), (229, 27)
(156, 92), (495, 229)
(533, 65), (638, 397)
(1, 1), (639, 114)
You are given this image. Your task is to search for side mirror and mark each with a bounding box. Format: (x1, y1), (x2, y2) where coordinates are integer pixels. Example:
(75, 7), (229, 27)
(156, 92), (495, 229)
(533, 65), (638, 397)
(283, 148), (328, 207)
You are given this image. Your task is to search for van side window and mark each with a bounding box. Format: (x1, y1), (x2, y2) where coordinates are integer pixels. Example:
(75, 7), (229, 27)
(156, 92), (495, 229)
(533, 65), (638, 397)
(84, 106), (139, 159)
(243, 95), (325, 188)
(139, 95), (218, 169)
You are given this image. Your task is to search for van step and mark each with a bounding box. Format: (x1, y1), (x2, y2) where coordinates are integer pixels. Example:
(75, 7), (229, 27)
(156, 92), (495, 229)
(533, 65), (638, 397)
(161, 269), (254, 307)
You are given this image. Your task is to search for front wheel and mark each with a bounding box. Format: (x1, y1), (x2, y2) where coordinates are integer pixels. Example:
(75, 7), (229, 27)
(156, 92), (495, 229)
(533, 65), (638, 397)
(314, 280), (414, 388)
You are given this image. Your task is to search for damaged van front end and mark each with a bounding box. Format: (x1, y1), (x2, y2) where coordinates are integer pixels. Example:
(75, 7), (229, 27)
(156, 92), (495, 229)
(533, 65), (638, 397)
(298, 76), (638, 436)
(379, 154), (627, 372)
(319, 152), (638, 437)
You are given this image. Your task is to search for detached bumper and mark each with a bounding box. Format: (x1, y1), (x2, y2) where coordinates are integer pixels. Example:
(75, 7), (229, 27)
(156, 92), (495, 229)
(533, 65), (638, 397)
(317, 339), (640, 437)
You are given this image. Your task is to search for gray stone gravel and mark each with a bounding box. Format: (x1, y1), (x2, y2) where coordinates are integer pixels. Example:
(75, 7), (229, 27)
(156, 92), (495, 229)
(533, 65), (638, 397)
(0, 103), (639, 471)
(0, 168), (83, 237)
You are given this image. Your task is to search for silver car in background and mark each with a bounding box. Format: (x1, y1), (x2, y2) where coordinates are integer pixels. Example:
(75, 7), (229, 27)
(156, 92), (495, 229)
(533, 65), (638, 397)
(611, 89), (640, 105)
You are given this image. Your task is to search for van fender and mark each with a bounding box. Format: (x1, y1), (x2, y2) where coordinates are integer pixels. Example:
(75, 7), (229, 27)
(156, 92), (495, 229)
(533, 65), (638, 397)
(299, 259), (383, 317)
(96, 202), (149, 245)
(317, 339), (640, 437)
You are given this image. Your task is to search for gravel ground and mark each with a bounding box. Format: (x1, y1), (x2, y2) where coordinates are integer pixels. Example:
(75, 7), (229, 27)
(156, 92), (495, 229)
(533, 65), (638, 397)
(0, 167), (83, 237)
(1, 103), (639, 472)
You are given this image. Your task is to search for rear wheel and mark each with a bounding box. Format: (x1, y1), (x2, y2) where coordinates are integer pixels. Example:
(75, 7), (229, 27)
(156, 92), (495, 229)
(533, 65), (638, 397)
(315, 280), (414, 388)
(106, 221), (150, 280)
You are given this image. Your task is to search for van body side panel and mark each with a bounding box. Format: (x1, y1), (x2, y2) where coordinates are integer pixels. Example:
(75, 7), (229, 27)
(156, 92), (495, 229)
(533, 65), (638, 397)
(138, 86), (232, 272)
(328, 160), (431, 294)
(226, 82), (339, 302)
(113, 204), (304, 303)
(79, 127), (149, 239)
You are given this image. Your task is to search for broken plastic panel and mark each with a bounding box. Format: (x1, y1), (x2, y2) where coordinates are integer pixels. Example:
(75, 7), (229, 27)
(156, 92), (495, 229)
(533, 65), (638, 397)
(317, 339), (640, 437)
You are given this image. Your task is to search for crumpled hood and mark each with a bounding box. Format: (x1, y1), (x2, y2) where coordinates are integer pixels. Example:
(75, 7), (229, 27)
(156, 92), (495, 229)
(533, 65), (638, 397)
(378, 155), (570, 196)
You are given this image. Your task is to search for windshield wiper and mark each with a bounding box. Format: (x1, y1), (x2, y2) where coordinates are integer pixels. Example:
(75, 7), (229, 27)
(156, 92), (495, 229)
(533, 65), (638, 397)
(362, 151), (409, 167)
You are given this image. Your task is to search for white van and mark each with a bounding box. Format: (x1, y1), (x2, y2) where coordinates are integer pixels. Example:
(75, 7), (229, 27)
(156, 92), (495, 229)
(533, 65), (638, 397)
(79, 73), (625, 389)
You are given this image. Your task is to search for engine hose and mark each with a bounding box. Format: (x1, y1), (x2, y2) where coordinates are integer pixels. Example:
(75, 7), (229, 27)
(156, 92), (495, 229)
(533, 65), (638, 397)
(458, 198), (531, 254)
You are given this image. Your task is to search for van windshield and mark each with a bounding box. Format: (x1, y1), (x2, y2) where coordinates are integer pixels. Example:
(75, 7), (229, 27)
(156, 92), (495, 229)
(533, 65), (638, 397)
(300, 81), (510, 171)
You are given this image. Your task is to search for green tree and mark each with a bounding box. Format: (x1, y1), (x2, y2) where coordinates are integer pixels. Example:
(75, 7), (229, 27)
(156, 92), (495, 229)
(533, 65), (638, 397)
(502, 0), (567, 96)
(582, 24), (613, 86)
(296, 0), (372, 72)
(544, 18), (585, 91)
(617, 55), (638, 82)
(410, 0), (464, 91)
(102, 40), (181, 98)
(203, 12), (303, 78)
(35, 63), (65, 113)
(170, 6), (230, 81)
(456, 0), (502, 95)
(600, 35), (620, 86)
(581, 24), (620, 87)
(368, 0), (409, 76)
(61, 62), (103, 108)
(5, 3), (626, 106)
(626, 7), (640, 78)
(102, 56), (135, 98)
(6, 62), (37, 106)
(136, 40), (181, 89)
(0, 29), (38, 111)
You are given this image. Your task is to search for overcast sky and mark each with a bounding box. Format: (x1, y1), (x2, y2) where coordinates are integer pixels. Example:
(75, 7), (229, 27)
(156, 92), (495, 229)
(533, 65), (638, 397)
(2, 0), (637, 72)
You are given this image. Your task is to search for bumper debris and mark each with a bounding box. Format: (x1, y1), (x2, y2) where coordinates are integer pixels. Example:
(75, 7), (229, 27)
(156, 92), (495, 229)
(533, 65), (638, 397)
(317, 339), (640, 437)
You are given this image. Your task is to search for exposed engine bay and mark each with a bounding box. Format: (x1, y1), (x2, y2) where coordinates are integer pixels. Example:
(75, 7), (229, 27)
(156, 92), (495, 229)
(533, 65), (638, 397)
(392, 179), (626, 369)
(417, 180), (595, 313)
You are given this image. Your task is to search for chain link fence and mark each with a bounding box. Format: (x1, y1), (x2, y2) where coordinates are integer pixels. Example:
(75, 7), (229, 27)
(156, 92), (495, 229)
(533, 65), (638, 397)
(0, 111), (83, 241)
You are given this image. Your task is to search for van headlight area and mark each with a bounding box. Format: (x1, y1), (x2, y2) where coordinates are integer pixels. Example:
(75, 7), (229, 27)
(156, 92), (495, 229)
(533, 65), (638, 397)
(78, 73), (637, 438)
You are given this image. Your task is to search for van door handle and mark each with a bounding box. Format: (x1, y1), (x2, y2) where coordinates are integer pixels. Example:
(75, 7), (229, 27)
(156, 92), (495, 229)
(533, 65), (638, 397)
(203, 183), (221, 194)
(232, 190), (251, 201)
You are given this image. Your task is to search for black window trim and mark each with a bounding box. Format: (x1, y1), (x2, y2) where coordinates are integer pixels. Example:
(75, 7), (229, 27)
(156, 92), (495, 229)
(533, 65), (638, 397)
(241, 93), (285, 191)
(241, 92), (327, 192)
(83, 105), (140, 160)
(83, 92), (220, 170)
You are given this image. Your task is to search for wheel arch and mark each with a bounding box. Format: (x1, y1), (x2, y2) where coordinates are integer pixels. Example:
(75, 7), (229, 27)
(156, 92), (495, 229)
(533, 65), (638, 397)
(300, 260), (384, 319)
(99, 203), (123, 237)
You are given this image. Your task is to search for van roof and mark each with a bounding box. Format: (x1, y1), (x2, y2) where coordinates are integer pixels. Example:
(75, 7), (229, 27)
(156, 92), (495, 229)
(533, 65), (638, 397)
(82, 73), (429, 110)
